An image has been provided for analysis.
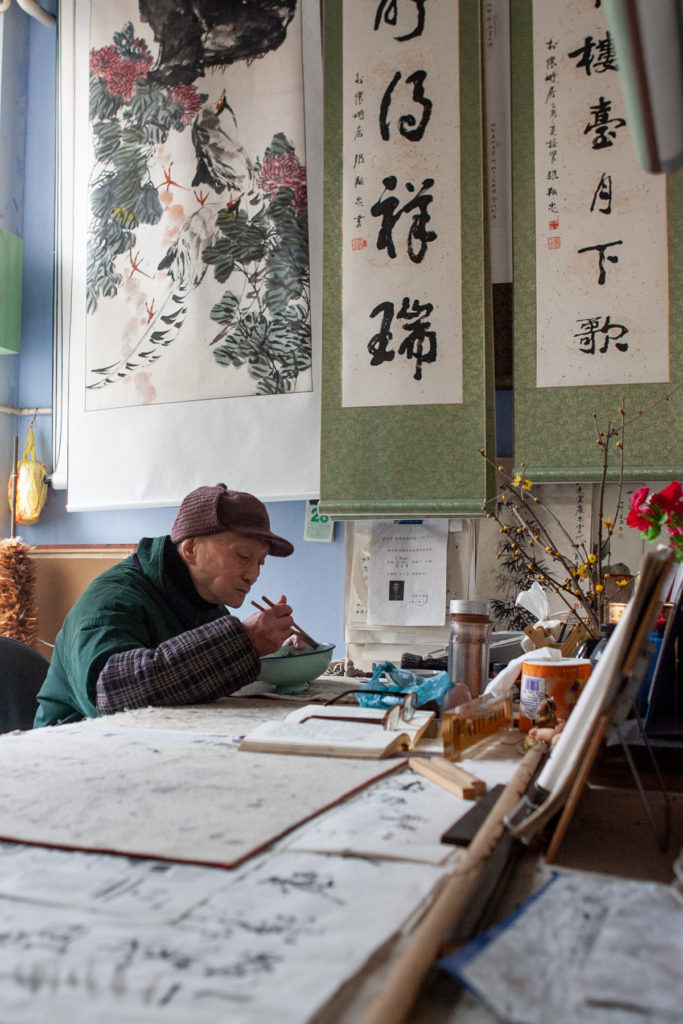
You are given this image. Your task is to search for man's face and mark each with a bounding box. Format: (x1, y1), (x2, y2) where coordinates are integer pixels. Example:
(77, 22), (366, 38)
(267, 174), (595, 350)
(179, 531), (269, 607)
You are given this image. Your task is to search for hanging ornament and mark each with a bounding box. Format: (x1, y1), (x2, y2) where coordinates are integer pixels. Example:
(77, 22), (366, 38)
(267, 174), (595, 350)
(8, 424), (48, 526)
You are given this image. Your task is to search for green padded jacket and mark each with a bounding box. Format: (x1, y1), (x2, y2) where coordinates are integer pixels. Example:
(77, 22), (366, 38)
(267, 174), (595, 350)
(34, 536), (230, 727)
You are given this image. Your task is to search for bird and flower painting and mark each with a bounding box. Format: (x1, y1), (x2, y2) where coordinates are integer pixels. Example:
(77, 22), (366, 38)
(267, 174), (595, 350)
(84, 0), (311, 412)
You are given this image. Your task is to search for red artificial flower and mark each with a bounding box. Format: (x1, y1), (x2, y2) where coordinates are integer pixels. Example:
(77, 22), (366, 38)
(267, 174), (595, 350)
(626, 486), (652, 531)
(651, 480), (683, 517)
(626, 506), (652, 531)
(627, 480), (683, 561)
(629, 485), (650, 512)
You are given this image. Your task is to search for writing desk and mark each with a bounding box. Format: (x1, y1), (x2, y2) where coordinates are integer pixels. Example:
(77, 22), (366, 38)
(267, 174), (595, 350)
(0, 680), (521, 1022)
(0, 684), (679, 1023)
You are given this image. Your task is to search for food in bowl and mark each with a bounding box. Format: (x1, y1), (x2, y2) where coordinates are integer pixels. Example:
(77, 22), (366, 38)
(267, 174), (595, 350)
(258, 642), (335, 693)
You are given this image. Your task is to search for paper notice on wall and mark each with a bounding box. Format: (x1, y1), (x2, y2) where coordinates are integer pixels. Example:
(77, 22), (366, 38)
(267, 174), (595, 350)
(367, 520), (448, 627)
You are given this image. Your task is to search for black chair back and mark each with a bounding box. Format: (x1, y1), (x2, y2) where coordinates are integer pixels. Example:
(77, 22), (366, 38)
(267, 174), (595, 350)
(0, 636), (50, 732)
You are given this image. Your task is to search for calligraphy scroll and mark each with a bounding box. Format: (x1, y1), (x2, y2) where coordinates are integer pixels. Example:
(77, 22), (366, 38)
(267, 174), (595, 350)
(512, 0), (683, 481)
(341, 1), (462, 408)
(320, 0), (495, 519)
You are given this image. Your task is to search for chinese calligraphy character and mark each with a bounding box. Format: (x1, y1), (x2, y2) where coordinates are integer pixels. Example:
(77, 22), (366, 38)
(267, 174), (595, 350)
(576, 483), (586, 545)
(568, 32), (617, 75)
(374, 0), (426, 41)
(396, 296), (437, 379)
(371, 175), (437, 263)
(368, 300), (395, 366)
(583, 96), (626, 149)
(574, 315), (629, 354)
(590, 172), (613, 214)
(577, 239), (622, 284)
(379, 69), (433, 142)
(368, 297), (437, 380)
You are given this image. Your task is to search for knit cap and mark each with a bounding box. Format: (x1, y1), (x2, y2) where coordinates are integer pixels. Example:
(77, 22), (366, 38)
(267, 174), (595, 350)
(170, 483), (294, 556)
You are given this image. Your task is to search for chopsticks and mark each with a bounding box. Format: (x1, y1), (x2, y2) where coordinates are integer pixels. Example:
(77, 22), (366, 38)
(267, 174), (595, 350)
(250, 595), (318, 649)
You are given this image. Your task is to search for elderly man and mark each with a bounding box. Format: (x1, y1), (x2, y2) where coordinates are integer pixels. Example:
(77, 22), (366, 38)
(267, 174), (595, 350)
(34, 484), (296, 727)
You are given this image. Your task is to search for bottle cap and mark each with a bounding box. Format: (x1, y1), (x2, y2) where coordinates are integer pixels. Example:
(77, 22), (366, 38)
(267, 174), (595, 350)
(449, 600), (491, 616)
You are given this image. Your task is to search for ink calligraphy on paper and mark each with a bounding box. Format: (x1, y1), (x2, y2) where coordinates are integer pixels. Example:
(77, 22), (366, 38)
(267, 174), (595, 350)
(341, 0), (463, 408)
(0, 848), (451, 1023)
(84, 0), (311, 411)
(533, 0), (668, 388)
(285, 763), (518, 864)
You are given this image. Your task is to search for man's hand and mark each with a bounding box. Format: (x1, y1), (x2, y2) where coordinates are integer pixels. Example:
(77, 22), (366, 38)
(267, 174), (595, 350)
(242, 595), (295, 655)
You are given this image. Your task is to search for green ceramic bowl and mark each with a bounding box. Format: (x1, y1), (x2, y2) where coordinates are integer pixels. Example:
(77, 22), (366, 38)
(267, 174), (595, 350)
(258, 642), (335, 694)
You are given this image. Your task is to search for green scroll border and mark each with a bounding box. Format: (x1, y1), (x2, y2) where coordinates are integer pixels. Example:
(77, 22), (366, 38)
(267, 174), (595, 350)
(319, 0), (495, 520)
(511, 0), (683, 482)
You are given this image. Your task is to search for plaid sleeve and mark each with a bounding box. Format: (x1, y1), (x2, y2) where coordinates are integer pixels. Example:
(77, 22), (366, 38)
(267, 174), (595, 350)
(95, 615), (260, 715)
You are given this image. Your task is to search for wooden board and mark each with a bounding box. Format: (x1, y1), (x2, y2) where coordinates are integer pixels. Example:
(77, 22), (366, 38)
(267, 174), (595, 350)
(29, 546), (134, 659)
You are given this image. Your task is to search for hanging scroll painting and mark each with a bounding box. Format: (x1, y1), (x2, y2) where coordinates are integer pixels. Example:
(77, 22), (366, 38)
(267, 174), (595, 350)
(57, 0), (323, 510)
(320, 0), (495, 519)
(84, 0), (311, 412)
(512, 0), (683, 481)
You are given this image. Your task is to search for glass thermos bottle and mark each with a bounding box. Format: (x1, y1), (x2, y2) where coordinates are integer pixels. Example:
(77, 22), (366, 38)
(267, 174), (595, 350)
(447, 600), (492, 699)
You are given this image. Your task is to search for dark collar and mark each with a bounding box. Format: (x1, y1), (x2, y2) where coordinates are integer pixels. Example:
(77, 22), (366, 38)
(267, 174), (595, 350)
(161, 537), (222, 627)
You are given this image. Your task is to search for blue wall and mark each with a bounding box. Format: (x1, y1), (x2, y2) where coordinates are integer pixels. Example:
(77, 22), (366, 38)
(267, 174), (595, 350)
(14, 3), (513, 656)
(0, 4), (29, 501)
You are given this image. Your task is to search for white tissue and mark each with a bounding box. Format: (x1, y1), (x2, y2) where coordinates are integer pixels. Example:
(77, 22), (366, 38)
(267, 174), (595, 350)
(485, 645), (563, 698)
(515, 581), (549, 620)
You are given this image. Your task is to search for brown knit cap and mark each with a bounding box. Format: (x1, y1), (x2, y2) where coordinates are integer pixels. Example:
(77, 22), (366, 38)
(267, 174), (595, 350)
(170, 483), (294, 556)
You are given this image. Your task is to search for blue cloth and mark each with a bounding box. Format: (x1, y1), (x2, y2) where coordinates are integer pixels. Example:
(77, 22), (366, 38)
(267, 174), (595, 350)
(356, 661), (453, 709)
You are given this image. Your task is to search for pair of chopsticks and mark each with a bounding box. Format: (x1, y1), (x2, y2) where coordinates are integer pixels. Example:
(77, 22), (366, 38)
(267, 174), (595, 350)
(250, 595), (318, 648)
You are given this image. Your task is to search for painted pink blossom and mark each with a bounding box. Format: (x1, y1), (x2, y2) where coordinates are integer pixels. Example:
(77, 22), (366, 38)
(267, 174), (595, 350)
(90, 43), (153, 100)
(259, 153), (307, 213)
(90, 45), (117, 77)
(171, 84), (203, 125)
